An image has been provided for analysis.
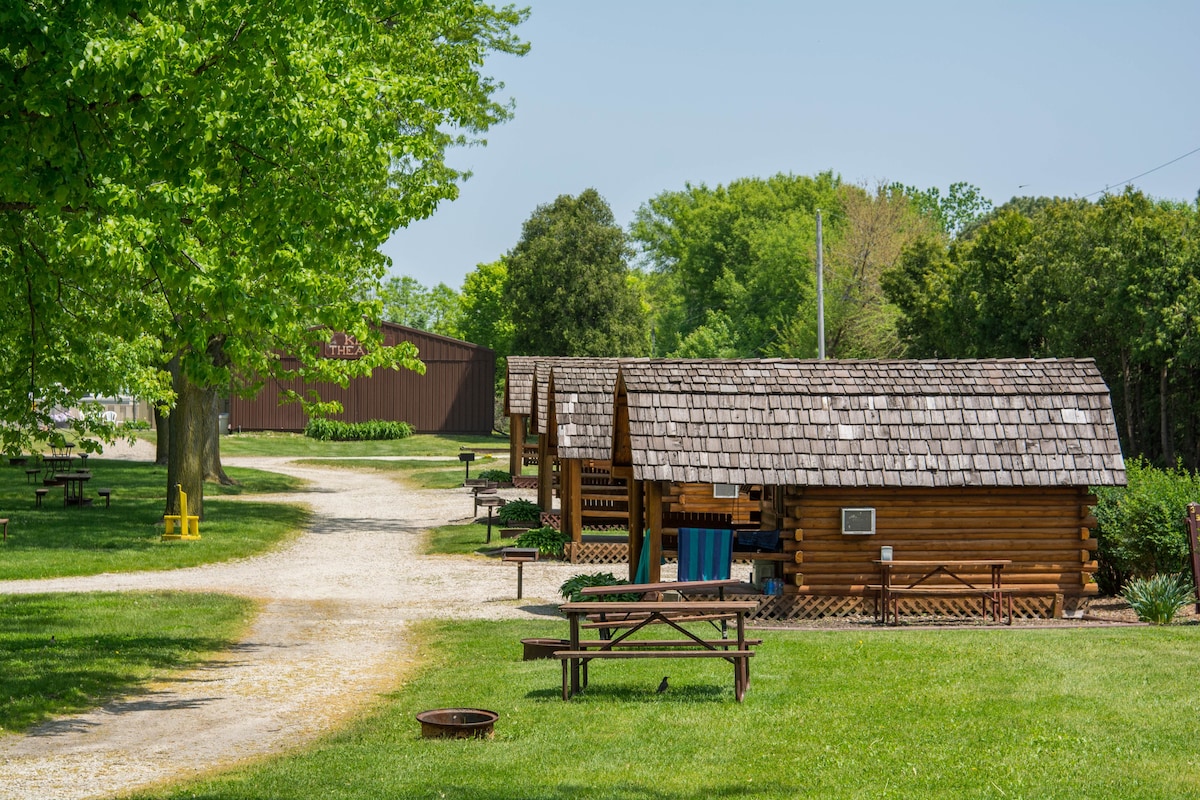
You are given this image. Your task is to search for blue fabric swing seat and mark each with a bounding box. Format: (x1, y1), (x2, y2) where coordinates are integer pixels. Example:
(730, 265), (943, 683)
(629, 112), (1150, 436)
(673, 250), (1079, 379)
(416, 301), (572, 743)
(676, 528), (734, 581)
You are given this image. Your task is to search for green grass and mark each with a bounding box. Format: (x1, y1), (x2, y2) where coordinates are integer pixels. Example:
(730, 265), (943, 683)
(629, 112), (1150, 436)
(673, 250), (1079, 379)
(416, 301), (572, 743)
(217, 431), (508, 458)
(424, 522), (508, 556)
(0, 591), (254, 734)
(130, 621), (1200, 800)
(0, 459), (309, 581)
(294, 457), (500, 490)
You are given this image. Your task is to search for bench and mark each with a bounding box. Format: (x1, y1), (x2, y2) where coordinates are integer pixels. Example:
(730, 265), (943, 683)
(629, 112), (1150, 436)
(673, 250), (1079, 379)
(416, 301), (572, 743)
(868, 584), (1012, 625)
(34, 488), (49, 508)
(0, 518), (7, 541)
(96, 488), (112, 508)
(24, 468), (40, 483)
(553, 648), (756, 702)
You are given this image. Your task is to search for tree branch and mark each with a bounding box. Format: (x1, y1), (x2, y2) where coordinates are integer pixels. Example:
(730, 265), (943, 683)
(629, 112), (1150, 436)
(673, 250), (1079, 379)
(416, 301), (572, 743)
(194, 19), (248, 77)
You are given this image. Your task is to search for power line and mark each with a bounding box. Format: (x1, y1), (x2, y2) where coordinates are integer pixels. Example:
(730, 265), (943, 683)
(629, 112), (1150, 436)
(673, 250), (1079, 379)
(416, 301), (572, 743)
(1084, 144), (1200, 199)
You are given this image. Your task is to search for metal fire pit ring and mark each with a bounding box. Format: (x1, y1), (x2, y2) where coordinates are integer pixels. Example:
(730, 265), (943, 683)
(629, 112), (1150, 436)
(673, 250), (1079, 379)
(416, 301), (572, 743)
(416, 708), (498, 739)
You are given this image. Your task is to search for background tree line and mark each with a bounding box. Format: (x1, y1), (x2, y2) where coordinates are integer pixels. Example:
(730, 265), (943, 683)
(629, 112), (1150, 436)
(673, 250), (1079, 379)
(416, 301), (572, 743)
(396, 177), (1198, 470)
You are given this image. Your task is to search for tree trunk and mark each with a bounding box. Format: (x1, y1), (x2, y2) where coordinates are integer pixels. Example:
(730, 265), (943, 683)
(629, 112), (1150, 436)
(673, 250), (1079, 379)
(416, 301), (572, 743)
(1121, 349), (1135, 455)
(154, 405), (169, 466)
(202, 386), (234, 485)
(1161, 363), (1173, 465)
(156, 355), (178, 466)
(166, 371), (208, 519)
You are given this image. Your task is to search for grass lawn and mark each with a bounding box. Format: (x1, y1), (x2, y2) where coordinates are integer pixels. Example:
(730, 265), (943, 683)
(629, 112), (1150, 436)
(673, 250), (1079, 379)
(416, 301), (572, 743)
(294, 457), (501, 490)
(216, 431), (509, 458)
(423, 522), (507, 556)
(130, 621), (1200, 800)
(0, 459), (309, 581)
(0, 591), (254, 734)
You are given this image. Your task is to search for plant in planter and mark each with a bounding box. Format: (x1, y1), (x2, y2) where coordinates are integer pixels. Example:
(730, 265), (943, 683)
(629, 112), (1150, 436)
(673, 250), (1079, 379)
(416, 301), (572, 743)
(515, 526), (570, 558)
(497, 498), (541, 526)
(560, 572), (641, 602)
(476, 468), (511, 484)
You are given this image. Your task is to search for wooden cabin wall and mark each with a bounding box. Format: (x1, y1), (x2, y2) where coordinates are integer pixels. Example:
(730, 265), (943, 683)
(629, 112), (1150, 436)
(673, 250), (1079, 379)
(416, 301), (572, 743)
(780, 486), (1098, 599)
(662, 483), (761, 527)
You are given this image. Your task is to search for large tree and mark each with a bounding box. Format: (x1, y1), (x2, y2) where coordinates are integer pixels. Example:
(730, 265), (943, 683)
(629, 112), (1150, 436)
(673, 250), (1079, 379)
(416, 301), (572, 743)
(505, 188), (649, 356)
(1, 1), (527, 515)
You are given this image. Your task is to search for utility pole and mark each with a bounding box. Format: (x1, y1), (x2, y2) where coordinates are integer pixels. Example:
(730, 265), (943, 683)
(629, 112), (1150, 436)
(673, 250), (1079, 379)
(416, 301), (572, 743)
(816, 209), (826, 360)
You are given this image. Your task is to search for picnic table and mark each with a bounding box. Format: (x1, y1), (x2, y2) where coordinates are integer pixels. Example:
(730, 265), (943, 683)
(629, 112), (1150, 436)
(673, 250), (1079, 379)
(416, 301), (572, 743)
(556, 599), (760, 702)
(58, 472), (92, 507)
(871, 559), (1012, 624)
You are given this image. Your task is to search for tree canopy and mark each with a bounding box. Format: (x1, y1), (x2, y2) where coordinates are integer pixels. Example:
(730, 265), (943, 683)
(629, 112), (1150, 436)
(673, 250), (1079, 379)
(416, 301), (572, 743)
(1, 1), (528, 510)
(505, 188), (649, 356)
(883, 189), (1200, 467)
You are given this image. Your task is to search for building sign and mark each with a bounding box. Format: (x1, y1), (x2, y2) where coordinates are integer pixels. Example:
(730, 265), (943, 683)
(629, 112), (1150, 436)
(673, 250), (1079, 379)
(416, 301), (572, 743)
(323, 333), (366, 359)
(321, 331), (399, 359)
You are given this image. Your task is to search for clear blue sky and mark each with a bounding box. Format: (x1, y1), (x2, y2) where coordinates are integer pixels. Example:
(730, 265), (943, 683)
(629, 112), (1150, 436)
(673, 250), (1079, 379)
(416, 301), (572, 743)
(380, 1), (1200, 290)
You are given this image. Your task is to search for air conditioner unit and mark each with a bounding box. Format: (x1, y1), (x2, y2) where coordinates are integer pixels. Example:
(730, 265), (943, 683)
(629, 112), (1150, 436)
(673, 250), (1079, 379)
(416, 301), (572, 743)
(713, 483), (739, 499)
(841, 507), (876, 535)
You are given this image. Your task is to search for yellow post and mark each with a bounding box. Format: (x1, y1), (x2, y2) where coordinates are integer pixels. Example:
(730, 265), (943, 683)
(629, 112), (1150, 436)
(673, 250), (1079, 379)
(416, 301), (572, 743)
(162, 483), (201, 540)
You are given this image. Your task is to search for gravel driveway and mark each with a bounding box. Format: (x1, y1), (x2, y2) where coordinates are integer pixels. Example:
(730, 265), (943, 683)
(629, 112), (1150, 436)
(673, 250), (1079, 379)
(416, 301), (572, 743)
(0, 455), (594, 800)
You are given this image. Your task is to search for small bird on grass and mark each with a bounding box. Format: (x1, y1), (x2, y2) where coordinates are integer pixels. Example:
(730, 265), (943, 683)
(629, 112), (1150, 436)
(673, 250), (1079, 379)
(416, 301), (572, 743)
(656, 676), (669, 693)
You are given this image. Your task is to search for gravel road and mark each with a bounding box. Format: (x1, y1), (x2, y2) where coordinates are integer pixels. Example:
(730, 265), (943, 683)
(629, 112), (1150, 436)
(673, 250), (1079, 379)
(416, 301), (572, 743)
(0, 454), (597, 800)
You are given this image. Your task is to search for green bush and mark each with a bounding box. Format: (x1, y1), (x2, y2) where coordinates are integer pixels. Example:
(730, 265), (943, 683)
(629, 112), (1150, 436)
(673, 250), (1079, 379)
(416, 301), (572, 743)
(304, 418), (413, 442)
(515, 526), (569, 558)
(1121, 573), (1195, 625)
(476, 469), (511, 483)
(559, 572), (640, 602)
(1093, 458), (1200, 594)
(497, 498), (541, 524)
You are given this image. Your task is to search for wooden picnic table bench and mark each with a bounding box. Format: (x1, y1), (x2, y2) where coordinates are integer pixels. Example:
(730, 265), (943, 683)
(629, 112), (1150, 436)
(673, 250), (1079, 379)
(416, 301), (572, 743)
(871, 559), (1012, 625)
(557, 600), (760, 702)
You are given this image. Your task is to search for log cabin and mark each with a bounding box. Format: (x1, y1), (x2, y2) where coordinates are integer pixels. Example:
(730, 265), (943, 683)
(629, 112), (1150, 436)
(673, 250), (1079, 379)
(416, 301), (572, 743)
(611, 358), (1126, 619)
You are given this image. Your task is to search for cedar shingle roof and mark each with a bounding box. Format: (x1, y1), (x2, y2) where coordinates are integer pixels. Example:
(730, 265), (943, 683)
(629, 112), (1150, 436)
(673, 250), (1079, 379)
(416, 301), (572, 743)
(528, 357), (619, 436)
(619, 358), (1126, 488)
(504, 356), (540, 416)
(549, 361), (621, 460)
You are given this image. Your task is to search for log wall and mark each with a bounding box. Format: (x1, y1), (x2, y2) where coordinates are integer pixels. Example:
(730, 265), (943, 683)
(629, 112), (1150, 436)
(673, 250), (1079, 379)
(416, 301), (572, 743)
(779, 486), (1099, 603)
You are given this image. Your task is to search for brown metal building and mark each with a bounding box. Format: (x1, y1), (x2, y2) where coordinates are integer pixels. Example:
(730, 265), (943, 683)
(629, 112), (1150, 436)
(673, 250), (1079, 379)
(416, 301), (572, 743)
(230, 322), (495, 434)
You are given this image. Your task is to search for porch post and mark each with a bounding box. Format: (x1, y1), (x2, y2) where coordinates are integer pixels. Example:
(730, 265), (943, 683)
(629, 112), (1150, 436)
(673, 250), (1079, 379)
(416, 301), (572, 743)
(628, 477), (645, 582)
(537, 433), (553, 515)
(564, 459), (583, 543)
(647, 479), (664, 583)
(509, 414), (525, 477)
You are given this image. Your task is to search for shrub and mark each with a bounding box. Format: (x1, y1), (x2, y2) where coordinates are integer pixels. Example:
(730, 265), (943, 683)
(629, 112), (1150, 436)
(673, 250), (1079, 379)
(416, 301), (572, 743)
(1093, 458), (1200, 594)
(1121, 573), (1195, 625)
(515, 526), (569, 558)
(559, 572), (640, 602)
(304, 418), (413, 442)
(497, 498), (541, 524)
(476, 469), (511, 483)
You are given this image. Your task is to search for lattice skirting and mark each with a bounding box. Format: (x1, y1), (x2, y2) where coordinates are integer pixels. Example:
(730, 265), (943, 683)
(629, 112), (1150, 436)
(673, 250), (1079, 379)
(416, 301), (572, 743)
(539, 512), (561, 530)
(565, 541), (629, 565)
(512, 475), (538, 489)
(675, 592), (1075, 621)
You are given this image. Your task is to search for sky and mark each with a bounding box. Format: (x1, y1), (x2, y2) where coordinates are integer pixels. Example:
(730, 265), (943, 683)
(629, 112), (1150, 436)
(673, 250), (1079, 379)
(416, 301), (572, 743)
(379, 1), (1200, 291)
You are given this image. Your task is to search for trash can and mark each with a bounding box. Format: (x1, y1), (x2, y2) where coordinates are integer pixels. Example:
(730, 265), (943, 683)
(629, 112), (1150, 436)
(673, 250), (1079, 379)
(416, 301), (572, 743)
(217, 413), (230, 435)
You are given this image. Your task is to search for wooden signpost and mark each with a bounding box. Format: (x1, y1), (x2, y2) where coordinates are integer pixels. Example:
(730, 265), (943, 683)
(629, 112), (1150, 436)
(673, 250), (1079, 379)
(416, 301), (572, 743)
(1187, 504), (1200, 614)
